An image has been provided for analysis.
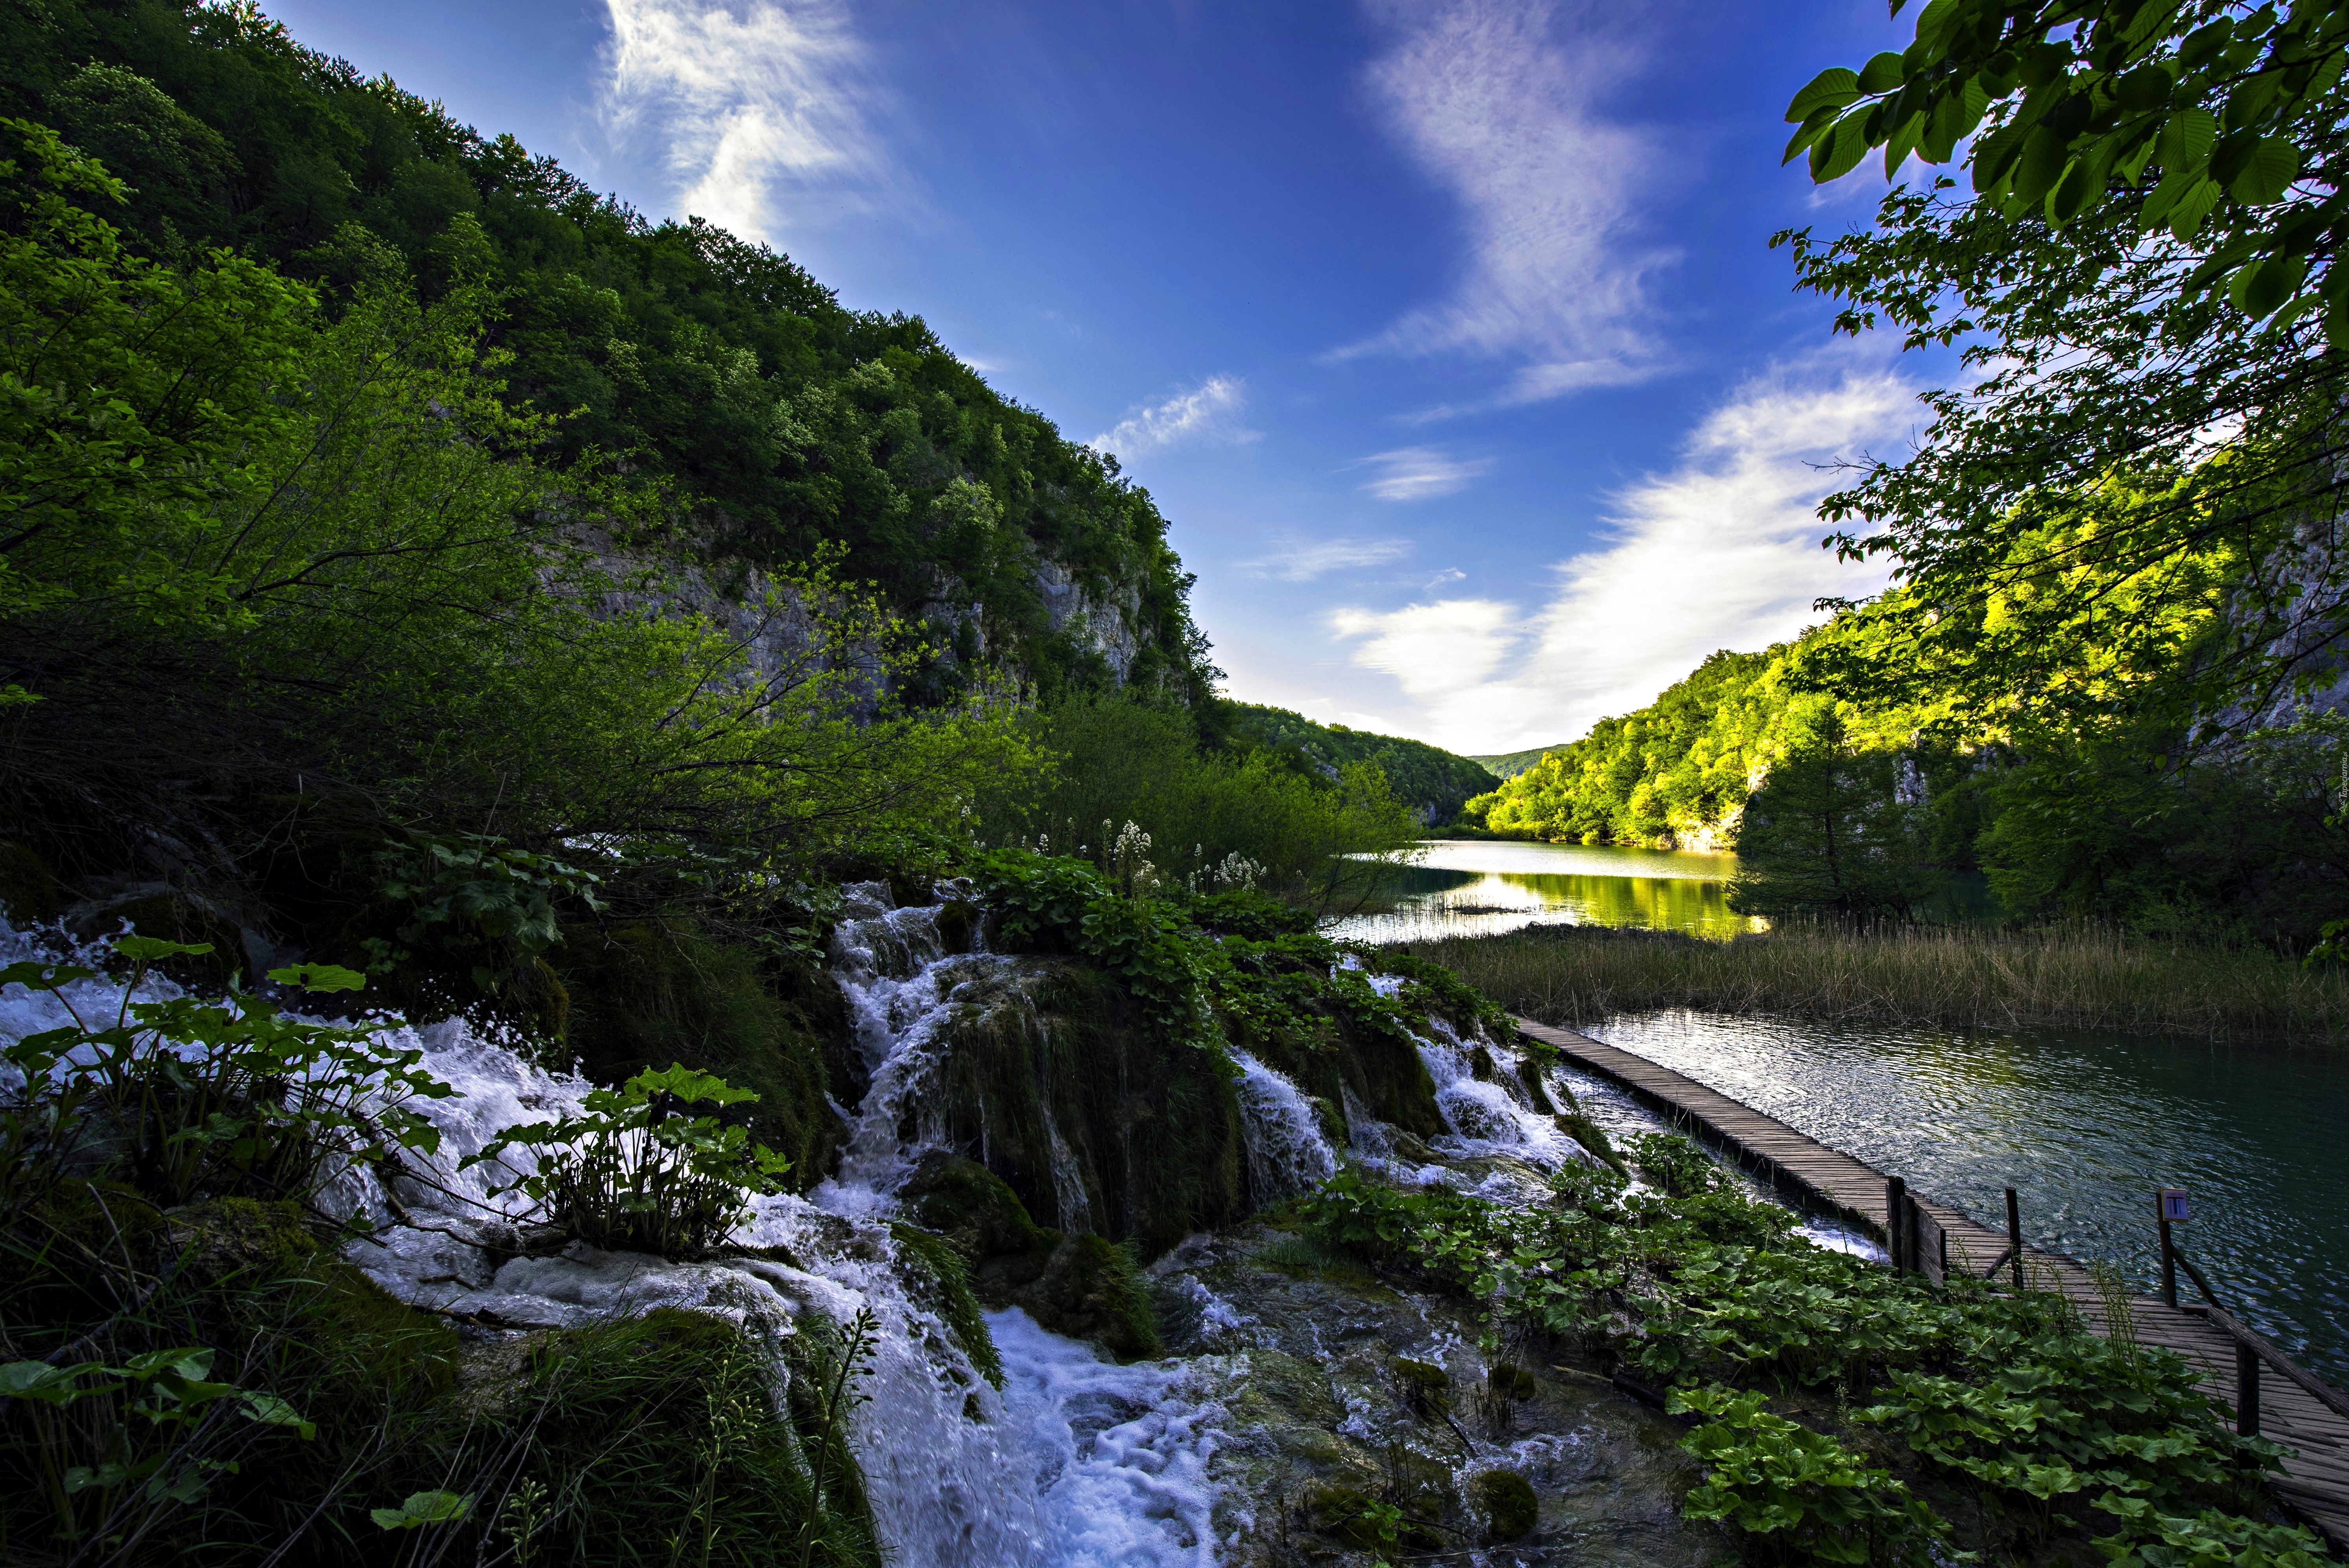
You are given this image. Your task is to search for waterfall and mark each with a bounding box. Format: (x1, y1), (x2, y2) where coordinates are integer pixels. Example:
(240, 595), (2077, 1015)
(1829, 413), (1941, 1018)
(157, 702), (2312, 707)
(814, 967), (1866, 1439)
(1228, 1050), (1337, 1203)
(1359, 972), (1581, 1173)
(0, 905), (1222, 1568)
(1043, 1109), (1095, 1233)
(813, 881), (1012, 1220)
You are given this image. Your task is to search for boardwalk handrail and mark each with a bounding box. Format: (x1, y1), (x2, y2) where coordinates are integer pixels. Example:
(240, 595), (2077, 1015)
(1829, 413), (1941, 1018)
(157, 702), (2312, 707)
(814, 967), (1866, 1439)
(2182, 1303), (2349, 1423)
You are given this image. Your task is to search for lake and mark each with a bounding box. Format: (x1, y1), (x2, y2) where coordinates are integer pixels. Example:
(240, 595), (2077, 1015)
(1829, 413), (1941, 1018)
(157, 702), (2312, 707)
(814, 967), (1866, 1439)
(1334, 836), (2349, 1385)
(1326, 837), (1761, 944)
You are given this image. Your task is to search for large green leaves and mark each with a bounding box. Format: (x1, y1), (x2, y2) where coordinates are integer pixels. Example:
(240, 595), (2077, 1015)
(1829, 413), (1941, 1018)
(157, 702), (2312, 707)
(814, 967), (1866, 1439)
(1781, 0), (2348, 335)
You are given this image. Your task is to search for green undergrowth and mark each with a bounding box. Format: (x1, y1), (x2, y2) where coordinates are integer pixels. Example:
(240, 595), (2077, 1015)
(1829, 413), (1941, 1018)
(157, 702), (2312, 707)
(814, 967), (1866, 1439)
(1, 937), (884, 1564)
(1296, 1135), (2326, 1566)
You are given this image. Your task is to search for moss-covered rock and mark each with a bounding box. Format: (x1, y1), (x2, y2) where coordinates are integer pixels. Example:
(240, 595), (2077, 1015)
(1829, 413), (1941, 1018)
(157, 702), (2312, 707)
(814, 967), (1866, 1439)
(890, 1219), (1004, 1387)
(900, 1151), (1050, 1264)
(0, 840), (59, 923)
(928, 960), (1248, 1259)
(1005, 1232), (1162, 1361)
(1473, 1468), (1540, 1541)
(1559, 1111), (1627, 1175)
(556, 920), (844, 1184)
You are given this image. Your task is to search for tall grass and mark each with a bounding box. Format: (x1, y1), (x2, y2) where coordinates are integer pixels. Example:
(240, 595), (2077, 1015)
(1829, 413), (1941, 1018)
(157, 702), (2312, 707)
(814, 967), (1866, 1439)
(1416, 920), (2349, 1045)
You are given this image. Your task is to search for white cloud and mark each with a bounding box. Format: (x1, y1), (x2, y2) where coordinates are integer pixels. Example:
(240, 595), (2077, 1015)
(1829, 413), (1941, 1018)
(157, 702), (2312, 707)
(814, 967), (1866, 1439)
(1330, 598), (1522, 700)
(1089, 376), (1255, 457)
(602, 0), (890, 244)
(1242, 537), (1412, 581)
(1335, 0), (1672, 405)
(1319, 353), (1925, 753)
(1519, 357), (1919, 741)
(1358, 446), (1493, 501)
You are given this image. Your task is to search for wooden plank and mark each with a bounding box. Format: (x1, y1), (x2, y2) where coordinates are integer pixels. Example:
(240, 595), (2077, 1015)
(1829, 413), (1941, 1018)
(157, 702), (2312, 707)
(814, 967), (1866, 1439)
(1515, 1014), (2349, 1550)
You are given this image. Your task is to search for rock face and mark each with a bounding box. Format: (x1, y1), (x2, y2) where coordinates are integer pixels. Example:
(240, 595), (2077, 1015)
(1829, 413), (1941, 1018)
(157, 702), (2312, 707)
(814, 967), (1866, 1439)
(1144, 1225), (1718, 1566)
(1031, 560), (1145, 683)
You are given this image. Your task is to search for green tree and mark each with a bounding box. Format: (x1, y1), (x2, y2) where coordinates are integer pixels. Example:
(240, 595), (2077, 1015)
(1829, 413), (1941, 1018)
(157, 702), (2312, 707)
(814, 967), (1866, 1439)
(1727, 710), (1944, 919)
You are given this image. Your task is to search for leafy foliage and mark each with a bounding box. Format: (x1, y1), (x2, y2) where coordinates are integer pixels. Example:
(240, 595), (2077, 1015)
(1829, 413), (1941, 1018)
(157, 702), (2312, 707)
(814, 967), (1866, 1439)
(1219, 702), (1499, 823)
(465, 1064), (793, 1258)
(0, 936), (450, 1211)
(0, 8), (1212, 708)
(1673, 1385), (1951, 1566)
(991, 694), (1427, 912)
(1294, 1139), (2305, 1563)
(1783, 0), (2349, 338)
(0, 115), (1034, 868)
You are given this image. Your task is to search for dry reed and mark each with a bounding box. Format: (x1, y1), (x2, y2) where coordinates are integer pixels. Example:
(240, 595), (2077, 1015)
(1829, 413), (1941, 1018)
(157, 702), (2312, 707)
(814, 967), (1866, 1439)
(1415, 920), (2349, 1045)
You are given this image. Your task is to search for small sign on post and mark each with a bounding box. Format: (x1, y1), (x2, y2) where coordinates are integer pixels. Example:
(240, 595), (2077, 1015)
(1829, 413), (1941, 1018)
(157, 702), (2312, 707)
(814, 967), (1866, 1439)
(2155, 1188), (2189, 1308)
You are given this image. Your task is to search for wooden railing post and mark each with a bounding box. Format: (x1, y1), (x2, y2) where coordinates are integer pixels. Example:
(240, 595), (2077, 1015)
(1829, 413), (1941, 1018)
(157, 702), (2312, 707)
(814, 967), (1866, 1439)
(2237, 1343), (2261, 1437)
(2155, 1191), (2179, 1309)
(2005, 1186), (2024, 1292)
(1886, 1176), (1907, 1273)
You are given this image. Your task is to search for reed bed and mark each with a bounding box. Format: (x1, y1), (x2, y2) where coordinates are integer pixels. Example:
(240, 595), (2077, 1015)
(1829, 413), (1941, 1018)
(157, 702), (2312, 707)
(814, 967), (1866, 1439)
(1415, 920), (2349, 1045)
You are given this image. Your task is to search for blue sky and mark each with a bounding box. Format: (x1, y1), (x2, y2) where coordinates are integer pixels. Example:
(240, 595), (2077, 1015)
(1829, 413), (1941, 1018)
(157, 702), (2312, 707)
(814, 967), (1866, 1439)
(270, 0), (1948, 755)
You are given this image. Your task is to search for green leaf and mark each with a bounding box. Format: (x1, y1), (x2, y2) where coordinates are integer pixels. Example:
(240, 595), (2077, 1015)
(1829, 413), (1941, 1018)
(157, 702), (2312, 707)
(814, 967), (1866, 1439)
(113, 935), (214, 962)
(1786, 66), (1862, 123)
(2011, 126), (2072, 207)
(1857, 51), (1907, 94)
(2231, 254), (2308, 317)
(0, 1360), (114, 1404)
(2113, 65), (2173, 113)
(2151, 107), (2208, 176)
(122, 1346), (214, 1382)
(371, 1490), (474, 1531)
(239, 1391), (317, 1439)
(2047, 152), (2107, 226)
(2165, 175), (2223, 239)
(2227, 136), (2300, 203)
(1811, 113), (1874, 183)
(266, 961), (368, 994)
(0, 960), (96, 990)
(1883, 111), (1926, 178)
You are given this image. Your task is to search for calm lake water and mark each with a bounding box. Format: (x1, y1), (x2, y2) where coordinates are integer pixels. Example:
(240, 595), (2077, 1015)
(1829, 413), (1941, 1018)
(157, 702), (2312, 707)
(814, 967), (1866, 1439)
(1336, 837), (2349, 1385)
(1326, 838), (1762, 944)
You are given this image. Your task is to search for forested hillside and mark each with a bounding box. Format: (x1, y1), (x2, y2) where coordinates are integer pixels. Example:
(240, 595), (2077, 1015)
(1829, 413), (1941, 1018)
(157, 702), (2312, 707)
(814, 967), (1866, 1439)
(1468, 743), (1568, 780)
(0, 0), (1208, 707)
(1221, 704), (1497, 823)
(1466, 498), (2349, 946)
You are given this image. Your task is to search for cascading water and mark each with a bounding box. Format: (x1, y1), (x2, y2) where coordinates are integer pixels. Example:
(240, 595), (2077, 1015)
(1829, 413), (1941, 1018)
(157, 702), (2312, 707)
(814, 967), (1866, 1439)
(1356, 971), (1586, 1175)
(1227, 1050), (1337, 1203)
(0, 900), (1223, 1568)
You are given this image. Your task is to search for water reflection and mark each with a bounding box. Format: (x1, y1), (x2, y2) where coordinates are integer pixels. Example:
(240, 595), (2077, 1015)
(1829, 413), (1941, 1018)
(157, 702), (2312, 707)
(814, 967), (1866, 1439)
(1329, 838), (1762, 944)
(1594, 1010), (2349, 1383)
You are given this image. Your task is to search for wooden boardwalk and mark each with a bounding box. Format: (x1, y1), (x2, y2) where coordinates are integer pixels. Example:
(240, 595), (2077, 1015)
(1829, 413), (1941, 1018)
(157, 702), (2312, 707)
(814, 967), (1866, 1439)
(1513, 1015), (2349, 1550)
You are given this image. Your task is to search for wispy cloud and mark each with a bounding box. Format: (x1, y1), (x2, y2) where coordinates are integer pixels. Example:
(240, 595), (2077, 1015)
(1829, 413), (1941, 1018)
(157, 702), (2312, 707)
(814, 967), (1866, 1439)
(1359, 445), (1492, 501)
(602, 0), (891, 244)
(1511, 355), (1919, 742)
(1319, 352), (1924, 753)
(1334, 0), (1673, 407)
(1330, 598), (1522, 700)
(1089, 375), (1256, 457)
(1241, 537), (1412, 582)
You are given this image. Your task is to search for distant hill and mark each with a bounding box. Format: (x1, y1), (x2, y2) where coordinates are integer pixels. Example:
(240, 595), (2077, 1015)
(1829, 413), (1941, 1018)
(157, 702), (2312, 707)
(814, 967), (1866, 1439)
(1225, 705), (1497, 824)
(1469, 744), (1573, 780)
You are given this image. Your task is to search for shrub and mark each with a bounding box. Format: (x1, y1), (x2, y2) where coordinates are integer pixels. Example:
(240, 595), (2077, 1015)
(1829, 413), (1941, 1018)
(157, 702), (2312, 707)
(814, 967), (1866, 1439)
(1671, 1384), (1951, 1567)
(0, 936), (451, 1211)
(466, 1064), (792, 1258)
